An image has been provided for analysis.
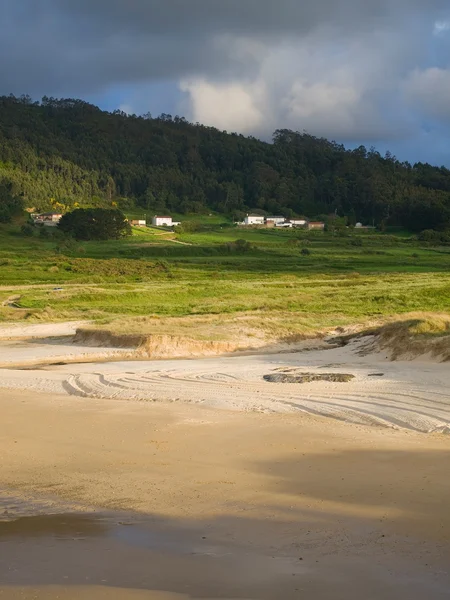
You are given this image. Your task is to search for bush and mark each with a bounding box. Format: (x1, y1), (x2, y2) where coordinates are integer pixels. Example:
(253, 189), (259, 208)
(39, 227), (50, 238)
(21, 223), (34, 236)
(225, 239), (253, 253)
(58, 208), (131, 241)
(174, 220), (203, 233)
(418, 229), (450, 244)
(301, 248), (311, 256)
(55, 237), (78, 254)
(350, 238), (363, 246)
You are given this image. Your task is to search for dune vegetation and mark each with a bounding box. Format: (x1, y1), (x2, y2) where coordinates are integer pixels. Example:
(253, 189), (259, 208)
(1, 218), (450, 355)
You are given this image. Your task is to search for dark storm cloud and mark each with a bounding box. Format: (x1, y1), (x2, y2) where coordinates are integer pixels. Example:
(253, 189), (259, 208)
(50, 0), (448, 36)
(0, 0), (447, 95)
(0, 0), (449, 161)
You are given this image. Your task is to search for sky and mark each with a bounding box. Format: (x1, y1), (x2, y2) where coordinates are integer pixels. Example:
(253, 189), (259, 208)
(2, 0), (450, 165)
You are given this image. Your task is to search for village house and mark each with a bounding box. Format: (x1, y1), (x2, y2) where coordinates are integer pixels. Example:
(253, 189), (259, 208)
(290, 219), (307, 227)
(152, 215), (173, 227)
(130, 219), (147, 227)
(307, 221), (325, 231)
(244, 214), (265, 226)
(275, 221), (293, 228)
(31, 212), (63, 226)
(266, 216), (285, 225)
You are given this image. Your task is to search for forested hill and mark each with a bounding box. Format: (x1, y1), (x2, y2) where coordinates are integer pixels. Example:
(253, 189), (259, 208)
(1, 94), (450, 231)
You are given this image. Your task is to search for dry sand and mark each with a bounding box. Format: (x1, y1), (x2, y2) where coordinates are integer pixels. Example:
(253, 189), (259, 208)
(0, 332), (449, 432)
(0, 325), (449, 598)
(1, 389), (450, 599)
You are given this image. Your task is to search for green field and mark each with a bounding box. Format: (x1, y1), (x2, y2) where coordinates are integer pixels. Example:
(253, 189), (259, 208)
(1, 218), (450, 338)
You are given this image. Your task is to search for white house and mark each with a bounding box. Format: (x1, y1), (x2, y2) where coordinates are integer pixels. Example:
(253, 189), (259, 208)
(266, 216), (285, 225)
(32, 213), (63, 227)
(290, 219), (307, 227)
(152, 215), (173, 227)
(244, 214), (265, 226)
(275, 222), (293, 228)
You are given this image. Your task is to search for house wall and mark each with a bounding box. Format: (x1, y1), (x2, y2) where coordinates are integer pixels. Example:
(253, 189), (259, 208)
(308, 222), (325, 230)
(244, 216), (265, 226)
(153, 217), (173, 227)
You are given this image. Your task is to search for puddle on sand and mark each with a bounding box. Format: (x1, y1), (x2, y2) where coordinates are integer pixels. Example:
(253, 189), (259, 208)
(0, 507), (306, 600)
(1, 495), (449, 600)
(0, 513), (108, 539)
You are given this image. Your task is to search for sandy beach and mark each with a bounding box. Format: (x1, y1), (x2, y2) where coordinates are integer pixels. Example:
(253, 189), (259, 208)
(0, 326), (449, 598)
(0, 325), (449, 432)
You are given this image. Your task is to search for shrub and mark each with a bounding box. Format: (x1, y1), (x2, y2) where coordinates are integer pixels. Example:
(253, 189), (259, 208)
(55, 237), (78, 254)
(301, 248), (311, 256)
(21, 223), (34, 236)
(418, 229), (450, 244)
(58, 208), (131, 241)
(350, 238), (363, 246)
(175, 220), (203, 233)
(224, 239), (253, 253)
(39, 227), (50, 238)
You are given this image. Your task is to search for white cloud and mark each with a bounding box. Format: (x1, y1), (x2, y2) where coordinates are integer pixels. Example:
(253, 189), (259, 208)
(283, 79), (360, 130)
(179, 79), (265, 132)
(433, 20), (450, 35)
(180, 31), (414, 141)
(404, 67), (450, 122)
(119, 103), (132, 115)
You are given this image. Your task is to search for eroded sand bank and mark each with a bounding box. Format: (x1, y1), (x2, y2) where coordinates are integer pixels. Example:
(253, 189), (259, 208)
(1, 333), (449, 432)
(0, 389), (449, 599)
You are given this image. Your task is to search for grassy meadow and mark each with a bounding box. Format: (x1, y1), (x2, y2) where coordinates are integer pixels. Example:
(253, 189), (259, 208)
(1, 217), (450, 341)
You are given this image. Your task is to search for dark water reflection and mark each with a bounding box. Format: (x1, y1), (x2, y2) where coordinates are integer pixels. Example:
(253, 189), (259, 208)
(1, 478), (449, 600)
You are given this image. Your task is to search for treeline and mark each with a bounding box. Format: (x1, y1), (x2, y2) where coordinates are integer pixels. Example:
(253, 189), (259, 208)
(0, 94), (450, 231)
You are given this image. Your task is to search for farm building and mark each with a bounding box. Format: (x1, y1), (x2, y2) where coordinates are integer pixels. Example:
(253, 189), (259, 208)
(152, 216), (173, 227)
(266, 216), (285, 225)
(275, 222), (293, 228)
(130, 219), (146, 227)
(307, 221), (325, 231)
(244, 214), (265, 226)
(290, 219), (307, 227)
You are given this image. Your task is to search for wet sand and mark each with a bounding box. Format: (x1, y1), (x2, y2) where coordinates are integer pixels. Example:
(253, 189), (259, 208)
(1, 388), (449, 599)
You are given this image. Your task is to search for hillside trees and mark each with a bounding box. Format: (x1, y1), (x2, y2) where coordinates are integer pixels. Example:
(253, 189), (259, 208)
(0, 181), (24, 223)
(0, 94), (450, 230)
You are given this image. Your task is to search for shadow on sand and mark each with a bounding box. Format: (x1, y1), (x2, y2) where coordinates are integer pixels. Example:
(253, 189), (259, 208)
(1, 447), (450, 599)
